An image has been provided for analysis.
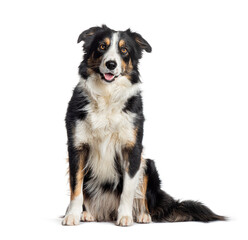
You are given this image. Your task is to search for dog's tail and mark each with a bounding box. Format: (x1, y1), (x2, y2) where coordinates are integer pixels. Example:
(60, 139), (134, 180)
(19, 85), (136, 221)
(145, 159), (226, 222)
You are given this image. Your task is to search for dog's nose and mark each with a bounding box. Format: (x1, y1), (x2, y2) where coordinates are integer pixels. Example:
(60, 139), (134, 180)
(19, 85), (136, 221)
(106, 60), (117, 70)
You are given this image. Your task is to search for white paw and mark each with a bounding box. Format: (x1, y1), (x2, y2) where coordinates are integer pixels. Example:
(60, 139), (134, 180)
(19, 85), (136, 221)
(117, 216), (133, 227)
(62, 213), (81, 226)
(136, 213), (152, 223)
(81, 211), (95, 222)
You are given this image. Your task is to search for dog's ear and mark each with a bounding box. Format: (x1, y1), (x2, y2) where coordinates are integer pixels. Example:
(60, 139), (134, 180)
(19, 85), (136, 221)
(127, 30), (152, 53)
(134, 32), (152, 53)
(77, 26), (102, 43)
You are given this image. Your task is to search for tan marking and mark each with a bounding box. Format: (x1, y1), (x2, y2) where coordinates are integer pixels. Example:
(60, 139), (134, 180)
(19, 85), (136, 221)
(135, 37), (146, 48)
(133, 171), (150, 220)
(87, 68), (94, 75)
(125, 127), (138, 149)
(142, 175), (149, 213)
(136, 174), (149, 214)
(70, 146), (89, 201)
(119, 39), (125, 48)
(122, 58), (133, 77)
(87, 31), (96, 36)
(119, 39), (133, 77)
(122, 149), (129, 165)
(70, 154), (83, 200)
(121, 59), (127, 71)
(119, 39), (132, 75)
(104, 37), (110, 46)
(125, 140), (135, 149)
(127, 59), (133, 71)
(87, 54), (103, 70)
(142, 175), (148, 195)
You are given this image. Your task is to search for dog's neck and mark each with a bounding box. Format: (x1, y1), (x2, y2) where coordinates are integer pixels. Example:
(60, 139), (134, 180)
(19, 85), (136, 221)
(79, 73), (141, 106)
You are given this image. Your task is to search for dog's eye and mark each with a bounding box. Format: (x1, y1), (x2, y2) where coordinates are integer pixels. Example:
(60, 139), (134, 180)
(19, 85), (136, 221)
(121, 47), (128, 54)
(99, 43), (106, 50)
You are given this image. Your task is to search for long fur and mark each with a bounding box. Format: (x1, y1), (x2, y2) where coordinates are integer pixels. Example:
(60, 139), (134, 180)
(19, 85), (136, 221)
(62, 25), (225, 226)
(145, 159), (225, 222)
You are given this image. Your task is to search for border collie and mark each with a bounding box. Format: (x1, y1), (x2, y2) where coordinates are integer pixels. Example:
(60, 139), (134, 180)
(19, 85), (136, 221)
(62, 25), (225, 226)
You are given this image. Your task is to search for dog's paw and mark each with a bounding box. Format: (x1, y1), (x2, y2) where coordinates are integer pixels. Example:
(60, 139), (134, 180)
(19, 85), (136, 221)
(117, 216), (133, 227)
(136, 213), (152, 224)
(62, 213), (81, 226)
(81, 211), (95, 222)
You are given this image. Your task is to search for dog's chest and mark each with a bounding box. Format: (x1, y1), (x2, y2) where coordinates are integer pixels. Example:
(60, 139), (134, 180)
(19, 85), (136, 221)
(74, 96), (136, 147)
(74, 95), (136, 182)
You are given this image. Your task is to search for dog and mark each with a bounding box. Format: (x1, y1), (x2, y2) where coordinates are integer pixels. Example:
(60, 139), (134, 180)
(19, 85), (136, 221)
(62, 25), (225, 226)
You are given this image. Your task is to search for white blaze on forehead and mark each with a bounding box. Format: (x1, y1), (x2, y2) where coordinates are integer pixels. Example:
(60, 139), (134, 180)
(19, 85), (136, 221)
(105, 32), (119, 61)
(99, 32), (122, 76)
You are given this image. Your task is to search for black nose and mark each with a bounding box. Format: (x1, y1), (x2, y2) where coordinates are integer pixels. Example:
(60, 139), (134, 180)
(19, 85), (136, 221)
(106, 60), (117, 70)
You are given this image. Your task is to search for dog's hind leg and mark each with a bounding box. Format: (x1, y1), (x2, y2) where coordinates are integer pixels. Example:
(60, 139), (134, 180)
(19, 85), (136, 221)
(145, 158), (226, 223)
(134, 175), (152, 224)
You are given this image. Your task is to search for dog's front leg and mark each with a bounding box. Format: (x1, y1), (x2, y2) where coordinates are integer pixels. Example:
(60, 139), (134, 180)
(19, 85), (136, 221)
(62, 145), (88, 226)
(117, 146), (141, 227)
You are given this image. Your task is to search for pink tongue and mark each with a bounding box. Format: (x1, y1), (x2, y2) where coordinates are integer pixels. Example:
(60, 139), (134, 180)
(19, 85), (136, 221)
(104, 73), (114, 81)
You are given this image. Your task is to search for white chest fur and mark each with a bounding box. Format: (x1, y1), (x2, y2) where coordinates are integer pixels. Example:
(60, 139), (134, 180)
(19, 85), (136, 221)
(73, 75), (140, 185)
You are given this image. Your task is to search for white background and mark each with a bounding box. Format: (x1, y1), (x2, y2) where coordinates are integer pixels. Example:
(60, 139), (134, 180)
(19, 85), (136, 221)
(0, 0), (247, 239)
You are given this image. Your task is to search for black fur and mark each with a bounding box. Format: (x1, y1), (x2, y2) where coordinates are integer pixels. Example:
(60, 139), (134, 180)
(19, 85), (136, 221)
(64, 25), (225, 225)
(65, 86), (90, 192)
(145, 159), (226, 222)
(82, 155), (123, 198)
(123, 93), (145, 177)
(78, 25), (151, 84)
(78, 25), (113, 80)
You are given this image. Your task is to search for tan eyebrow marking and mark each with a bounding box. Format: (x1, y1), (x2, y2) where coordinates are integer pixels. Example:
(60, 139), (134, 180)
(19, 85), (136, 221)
(119, 39), (126, 48)
(104, 37), (110, 46)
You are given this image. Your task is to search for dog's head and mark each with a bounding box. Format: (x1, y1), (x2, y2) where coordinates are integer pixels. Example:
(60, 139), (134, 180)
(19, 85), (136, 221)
(78, 25), (151, 84)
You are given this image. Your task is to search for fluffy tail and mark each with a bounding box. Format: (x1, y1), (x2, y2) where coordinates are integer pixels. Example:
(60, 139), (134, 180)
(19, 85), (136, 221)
(145, 159), (226, 222)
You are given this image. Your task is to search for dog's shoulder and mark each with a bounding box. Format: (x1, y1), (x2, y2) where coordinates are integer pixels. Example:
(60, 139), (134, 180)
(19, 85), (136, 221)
(66, 83), (90, 124)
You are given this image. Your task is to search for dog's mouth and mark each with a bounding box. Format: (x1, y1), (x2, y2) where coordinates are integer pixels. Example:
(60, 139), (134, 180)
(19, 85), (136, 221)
(104, 73), (115, 81)
(101, 73), (117, 83)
